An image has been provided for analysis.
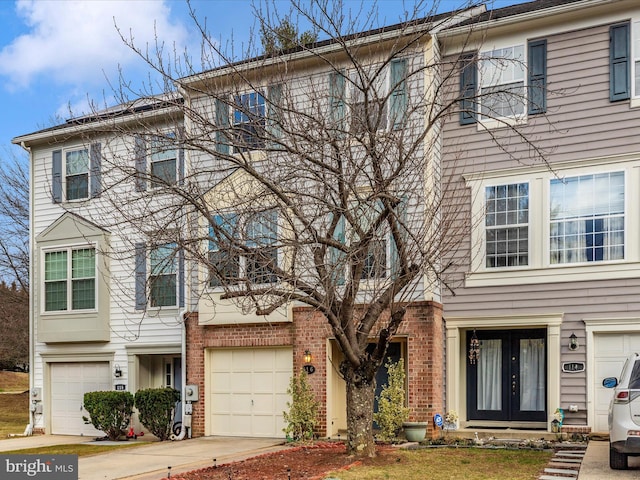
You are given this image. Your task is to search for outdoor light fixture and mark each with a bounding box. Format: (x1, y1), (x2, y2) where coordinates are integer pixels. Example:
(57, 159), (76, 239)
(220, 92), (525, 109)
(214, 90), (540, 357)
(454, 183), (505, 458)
(114, 364), (122, 378)
(303, 350), (312, 364)
(569, 333), (579, 351)
(469, 330), (480, 365)
(302, 350), (316, 375)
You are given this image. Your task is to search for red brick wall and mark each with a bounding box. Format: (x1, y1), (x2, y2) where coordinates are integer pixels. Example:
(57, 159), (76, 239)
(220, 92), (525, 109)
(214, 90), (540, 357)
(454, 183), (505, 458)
(185, 301), (444, 439)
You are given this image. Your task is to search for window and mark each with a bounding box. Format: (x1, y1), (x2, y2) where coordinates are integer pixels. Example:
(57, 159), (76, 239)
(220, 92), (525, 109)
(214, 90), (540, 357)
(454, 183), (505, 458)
(485, 183), (529, 268)
(347, 60), (408, 134)
(150, 136), (177, 188)
(352, 201), (388, 279)
(134, 133), (182, 192)
(149, 243), (178, 307)
(479, 45), (526, 119)
(233, 92), (265, 152)
(459, 40), (546, 125)
(66, 149), (89, 200)
(44, 247), (95, 312)
(52, 144), (101, 202)
(550, 172), (624, 264)
(209, 214), (240, 287)
(209, 210), (278, 287)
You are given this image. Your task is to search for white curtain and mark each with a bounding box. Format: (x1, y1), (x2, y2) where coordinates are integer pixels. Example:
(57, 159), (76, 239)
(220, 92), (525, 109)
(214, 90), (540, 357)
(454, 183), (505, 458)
(477, 339), (502, 411)
(520, 338), (545, 411)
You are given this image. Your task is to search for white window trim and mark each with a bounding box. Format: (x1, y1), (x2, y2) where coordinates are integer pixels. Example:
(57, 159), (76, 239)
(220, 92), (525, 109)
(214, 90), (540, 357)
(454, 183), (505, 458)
(232, 91), (266, 153)
(476, 40), (529, 130)
(347, 63), (398, 133)
(465, 155), (640, 287)
(148, 243), (179, 309)
(206, 210), (280, 291)
(62, 145), (90, 202)
(149, 133), (178, 188)
(41, 243), (98, 315)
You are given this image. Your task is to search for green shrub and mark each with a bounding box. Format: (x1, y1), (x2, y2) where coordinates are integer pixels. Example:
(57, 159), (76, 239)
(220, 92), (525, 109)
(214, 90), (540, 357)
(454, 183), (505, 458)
(83, 391), (134, 441)
(283, 369), (319, 442)
(374, 357), (410, 442)
(134, 387), (181, 441)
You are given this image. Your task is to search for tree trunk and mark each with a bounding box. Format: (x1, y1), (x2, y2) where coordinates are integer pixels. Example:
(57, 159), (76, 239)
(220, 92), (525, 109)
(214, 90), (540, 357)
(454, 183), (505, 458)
(343, 362), (377, 457)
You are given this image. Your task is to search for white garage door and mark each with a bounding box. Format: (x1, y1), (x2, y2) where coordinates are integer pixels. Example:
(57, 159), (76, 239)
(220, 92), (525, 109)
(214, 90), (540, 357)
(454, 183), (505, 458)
(50, 362), (111, 436)
(593, 333), (640, 432)
(208, 348), (292, 437)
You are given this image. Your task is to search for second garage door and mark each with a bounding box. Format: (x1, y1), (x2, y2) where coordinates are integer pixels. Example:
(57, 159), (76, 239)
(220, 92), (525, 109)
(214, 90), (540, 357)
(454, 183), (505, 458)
(593, 332), (640, 432)
(207, 348), (292, 437)
(50, 362), (111, 436)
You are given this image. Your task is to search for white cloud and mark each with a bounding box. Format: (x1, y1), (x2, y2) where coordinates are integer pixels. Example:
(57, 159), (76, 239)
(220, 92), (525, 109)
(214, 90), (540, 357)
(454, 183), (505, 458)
(0, 0), (195, 92)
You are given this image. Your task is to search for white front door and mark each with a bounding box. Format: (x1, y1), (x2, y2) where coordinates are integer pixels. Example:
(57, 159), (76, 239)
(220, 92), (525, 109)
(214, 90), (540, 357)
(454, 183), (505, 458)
(207, 348), (292, 437)
(593, 333), (640, 432)
(50, 362), (111, 436)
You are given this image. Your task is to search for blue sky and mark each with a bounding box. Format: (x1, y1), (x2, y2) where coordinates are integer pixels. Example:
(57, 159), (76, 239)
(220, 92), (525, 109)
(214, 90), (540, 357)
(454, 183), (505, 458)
(0, 0), (526, 157)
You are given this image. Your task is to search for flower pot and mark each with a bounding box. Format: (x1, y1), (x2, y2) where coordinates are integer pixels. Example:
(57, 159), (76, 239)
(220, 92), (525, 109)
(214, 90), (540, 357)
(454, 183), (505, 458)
(403, 421), (427, 442)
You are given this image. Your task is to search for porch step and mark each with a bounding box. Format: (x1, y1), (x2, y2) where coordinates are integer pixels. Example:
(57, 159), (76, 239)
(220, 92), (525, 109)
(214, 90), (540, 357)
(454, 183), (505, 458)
(543, 467), (578, 476)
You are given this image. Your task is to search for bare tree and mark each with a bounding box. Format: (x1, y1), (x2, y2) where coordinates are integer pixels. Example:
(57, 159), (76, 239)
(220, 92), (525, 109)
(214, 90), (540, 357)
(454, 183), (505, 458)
(68, 0), (551, 456)
(0, 150), (29, 289)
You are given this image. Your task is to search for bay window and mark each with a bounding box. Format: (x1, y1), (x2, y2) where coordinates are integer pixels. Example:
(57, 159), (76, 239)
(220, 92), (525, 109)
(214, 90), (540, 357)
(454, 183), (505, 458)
(44, 247), (96, 311)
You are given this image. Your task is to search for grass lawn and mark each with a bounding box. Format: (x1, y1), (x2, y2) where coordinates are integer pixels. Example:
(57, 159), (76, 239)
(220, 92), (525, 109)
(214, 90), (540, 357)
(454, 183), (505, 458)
(0, 371), (28, 392)
(2, 443), (148, 457)
(326, 447), (553, 480)
(0, 391), (29, 438)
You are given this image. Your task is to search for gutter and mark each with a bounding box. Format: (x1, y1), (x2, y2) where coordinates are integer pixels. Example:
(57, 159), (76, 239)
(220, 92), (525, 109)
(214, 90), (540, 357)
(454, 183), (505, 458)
(439, 0), (625, 38)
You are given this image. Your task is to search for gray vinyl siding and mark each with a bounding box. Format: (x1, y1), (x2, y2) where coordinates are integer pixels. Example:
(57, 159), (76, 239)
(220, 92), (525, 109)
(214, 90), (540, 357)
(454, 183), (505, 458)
(442, 20), (640, 426)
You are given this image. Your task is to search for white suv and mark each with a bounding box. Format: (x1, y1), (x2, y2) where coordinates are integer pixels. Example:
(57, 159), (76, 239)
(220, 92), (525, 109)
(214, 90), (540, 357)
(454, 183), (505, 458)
(603, 353), (640, 470)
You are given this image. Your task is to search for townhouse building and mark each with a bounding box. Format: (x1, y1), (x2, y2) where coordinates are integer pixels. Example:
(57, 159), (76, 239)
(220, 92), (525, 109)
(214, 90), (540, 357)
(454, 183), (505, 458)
(440, 0), (640, 434)
(15, 0), (639, 440)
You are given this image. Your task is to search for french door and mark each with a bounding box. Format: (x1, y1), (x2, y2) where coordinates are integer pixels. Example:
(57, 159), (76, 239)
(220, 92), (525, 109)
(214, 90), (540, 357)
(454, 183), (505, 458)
(467, 329), (546, 422)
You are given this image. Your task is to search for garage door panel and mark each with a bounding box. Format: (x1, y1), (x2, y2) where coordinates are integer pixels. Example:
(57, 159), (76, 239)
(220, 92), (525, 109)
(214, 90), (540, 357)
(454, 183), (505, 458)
(208, 348), (292, 437)
(593, 333), (640, 432)
(50, 362), (110, 436)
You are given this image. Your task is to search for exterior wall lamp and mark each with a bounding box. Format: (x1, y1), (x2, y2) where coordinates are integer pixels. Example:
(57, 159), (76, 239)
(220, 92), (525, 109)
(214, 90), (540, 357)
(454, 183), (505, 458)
(303, 350), (312, 364)
(569, 333), (579, 351)
(114, 364), (122, 378)
(302, 350), (315, 375)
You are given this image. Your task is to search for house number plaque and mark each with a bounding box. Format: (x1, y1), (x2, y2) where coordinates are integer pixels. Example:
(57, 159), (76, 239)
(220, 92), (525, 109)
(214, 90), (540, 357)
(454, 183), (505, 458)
(115, 384), (127, 391)
(302, 364), (316, 375)
(562, 362), (585, 373)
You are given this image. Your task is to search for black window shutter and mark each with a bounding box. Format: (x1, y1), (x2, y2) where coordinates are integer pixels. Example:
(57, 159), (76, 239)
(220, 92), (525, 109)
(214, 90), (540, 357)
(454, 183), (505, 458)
(90, 142), (102, 198)
(52, 150), (62, 203)
(460, 54), (477, 125)
(610, 22), (630, 102)
(135, 243), (147, 310)
(528, 39), (547, 115)
(134, 136), (147, 192)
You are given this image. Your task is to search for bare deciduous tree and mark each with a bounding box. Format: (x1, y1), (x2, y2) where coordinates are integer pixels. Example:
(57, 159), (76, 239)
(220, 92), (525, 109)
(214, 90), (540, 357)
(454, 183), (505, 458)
(71, 0), (551, 456)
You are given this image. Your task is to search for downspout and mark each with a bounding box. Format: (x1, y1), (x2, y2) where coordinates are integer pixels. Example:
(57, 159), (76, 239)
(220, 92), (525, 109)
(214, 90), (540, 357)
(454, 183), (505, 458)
(23, 141), (35, 435)
(171, 309), (188, 441)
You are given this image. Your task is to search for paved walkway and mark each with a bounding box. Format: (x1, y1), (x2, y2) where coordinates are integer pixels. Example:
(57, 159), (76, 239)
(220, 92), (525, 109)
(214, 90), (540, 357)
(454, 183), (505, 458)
(0, 434), (286, 480)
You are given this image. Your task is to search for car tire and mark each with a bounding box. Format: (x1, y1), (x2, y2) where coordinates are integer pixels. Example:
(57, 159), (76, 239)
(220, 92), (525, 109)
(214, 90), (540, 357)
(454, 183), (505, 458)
(610, 446), (628, 470)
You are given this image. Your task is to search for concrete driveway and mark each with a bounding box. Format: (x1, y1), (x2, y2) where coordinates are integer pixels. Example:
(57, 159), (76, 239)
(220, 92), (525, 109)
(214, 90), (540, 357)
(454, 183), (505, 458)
(578, 441), (640, 479)
(0, 435), (285, 480)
